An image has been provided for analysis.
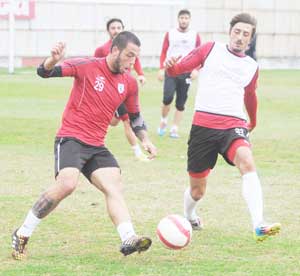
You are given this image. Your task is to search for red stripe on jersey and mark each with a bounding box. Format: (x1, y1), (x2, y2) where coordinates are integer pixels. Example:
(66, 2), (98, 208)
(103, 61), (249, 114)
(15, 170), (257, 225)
(192, 111), (248, 129)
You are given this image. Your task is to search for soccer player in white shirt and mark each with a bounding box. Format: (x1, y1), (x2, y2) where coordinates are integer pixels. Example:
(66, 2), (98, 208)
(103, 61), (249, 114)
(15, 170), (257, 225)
(165, 13), (281, 241)
(157, 9), (201, 138)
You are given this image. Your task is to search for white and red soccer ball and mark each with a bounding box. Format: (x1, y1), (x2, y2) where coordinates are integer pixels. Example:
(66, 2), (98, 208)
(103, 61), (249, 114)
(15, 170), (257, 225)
(156, 214), (192, 249)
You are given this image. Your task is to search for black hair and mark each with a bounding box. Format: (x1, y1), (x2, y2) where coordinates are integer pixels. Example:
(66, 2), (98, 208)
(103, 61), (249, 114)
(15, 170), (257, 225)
(230, 13), (257, 38)
(111, 31), (141, 51)
(178, 9), (191, 18)
(106, 18), (124, 31)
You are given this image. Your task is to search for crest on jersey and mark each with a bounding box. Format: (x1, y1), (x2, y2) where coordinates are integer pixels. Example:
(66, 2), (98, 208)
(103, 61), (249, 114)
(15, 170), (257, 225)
(118, 83), (125, 94)
(94, 76), (105, 92)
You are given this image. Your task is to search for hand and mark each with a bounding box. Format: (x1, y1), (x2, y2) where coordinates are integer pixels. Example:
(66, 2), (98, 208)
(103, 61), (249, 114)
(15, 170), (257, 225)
(157, 69), (164, 81)
(137, 75), (146, 86)
(44, 42), (66, 70)
(51, 42), (66, 63)
(164, 55), (182, 68)
(142, 140), (157, 160)
(247, 122), (256, 132)
(190, 69), (199, 80)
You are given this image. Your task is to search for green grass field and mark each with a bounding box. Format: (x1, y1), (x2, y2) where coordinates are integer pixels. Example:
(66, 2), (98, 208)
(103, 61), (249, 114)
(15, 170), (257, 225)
(0, 68), (300, 276)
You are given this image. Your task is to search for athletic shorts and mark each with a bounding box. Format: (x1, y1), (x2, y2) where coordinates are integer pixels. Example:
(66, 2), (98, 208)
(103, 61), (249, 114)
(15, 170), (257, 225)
(54, 137), (119, 181)
(187, 125), (250, 173)
(114, 103), (129, 121)
(163, 72), (191, 110)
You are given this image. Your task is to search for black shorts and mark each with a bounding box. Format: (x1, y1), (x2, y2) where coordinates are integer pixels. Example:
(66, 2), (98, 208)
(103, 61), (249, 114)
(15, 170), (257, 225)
(54, 137), (119, 181)
(187, 125), (250, 173)
(115, 103), (128, 118)
(163, 72), (191, 110)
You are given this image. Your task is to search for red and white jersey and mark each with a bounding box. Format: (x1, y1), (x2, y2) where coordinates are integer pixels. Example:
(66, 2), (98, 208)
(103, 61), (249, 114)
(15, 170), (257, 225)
(167, 42), (259, 129)
(57, 57), (139, 146)
(195, 42), (258, 120)
(160, 28), (201, 69)
(94, 39), (144, 76)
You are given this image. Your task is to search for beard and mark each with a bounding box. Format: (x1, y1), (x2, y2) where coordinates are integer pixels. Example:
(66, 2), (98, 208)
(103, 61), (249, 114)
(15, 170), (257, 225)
(179, 23), (189, 31)
(112, 55), (122, 74)
(232, 47), (243, 53)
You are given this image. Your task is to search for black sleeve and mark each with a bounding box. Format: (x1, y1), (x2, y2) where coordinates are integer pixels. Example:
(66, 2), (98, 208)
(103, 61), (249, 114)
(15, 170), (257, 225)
(37, 63), (63, 78)
(129, 112), (147, 134)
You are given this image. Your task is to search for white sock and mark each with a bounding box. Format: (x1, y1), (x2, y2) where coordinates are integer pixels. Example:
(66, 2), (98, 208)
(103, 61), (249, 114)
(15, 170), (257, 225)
(184, 188), (198, 220)
(132, 144), (142, 156)
(117, 221), (136, 242)
(17, 210), (41, 237)
(161, 117), (168, 125)
(170, 125), (178, 133)
(242, 171), (264, 229)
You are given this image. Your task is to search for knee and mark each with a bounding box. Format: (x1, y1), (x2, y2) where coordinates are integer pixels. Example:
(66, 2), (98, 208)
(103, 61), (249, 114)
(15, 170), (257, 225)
(238, 156), (256, 173)
(58, 178), (77, 197)
(191, 186), (205, 200)
(175, 104), (185, 111)
(102, 178), (124, 197)
(163, 95), (173, 106)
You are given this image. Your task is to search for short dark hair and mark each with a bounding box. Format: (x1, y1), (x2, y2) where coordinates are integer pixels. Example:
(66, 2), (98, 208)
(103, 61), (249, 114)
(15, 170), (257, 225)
(111, 31), (141, 52)
(230, 13), (257, 38)
(178, 9), (191, 18)
(106, 18), (124, 31)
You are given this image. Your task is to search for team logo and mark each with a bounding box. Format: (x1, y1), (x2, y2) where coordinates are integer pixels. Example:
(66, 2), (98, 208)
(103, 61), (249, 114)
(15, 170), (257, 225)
(118, 83), (125, 94)
(94, 76), (105, 92)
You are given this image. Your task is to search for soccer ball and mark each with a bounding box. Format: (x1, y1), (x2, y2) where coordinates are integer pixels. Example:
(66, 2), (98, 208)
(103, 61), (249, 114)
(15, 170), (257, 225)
(156, 214), (192, 249)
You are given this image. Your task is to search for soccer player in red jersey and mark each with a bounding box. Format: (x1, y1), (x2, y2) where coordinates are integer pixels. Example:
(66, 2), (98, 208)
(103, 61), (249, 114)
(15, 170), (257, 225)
(157, 9), (201, 138)
(12, 31), (157, 260)
(95, 18), (149, 161)
(164, 13), (280, 241)
(95, 18), (145, 85)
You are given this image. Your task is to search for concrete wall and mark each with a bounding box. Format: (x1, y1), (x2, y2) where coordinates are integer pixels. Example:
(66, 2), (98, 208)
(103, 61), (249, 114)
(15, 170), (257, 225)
(1, 0), (300, 69)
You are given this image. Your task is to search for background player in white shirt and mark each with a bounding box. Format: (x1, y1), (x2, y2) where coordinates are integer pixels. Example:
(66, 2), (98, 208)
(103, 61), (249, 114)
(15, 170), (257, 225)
(157, 9), (201, 138)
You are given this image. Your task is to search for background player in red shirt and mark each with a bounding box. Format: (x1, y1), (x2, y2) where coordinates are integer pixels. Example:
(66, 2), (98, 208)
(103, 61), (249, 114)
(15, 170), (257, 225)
(95, 18), (149, 161)
(12, 31), (157, 260)
(164, 13), (280, 241)
(157, 9), (201, 138)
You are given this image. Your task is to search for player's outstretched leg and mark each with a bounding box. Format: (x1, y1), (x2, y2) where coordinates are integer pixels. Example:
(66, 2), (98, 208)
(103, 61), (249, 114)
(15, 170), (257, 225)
(254, 222), (281, 242)
(11, 229), (30, 260)
(120, 235), (152, 256)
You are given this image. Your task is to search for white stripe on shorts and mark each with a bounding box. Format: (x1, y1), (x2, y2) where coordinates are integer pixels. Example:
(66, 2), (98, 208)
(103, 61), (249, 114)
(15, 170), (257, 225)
(56, 138), (63, 173)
